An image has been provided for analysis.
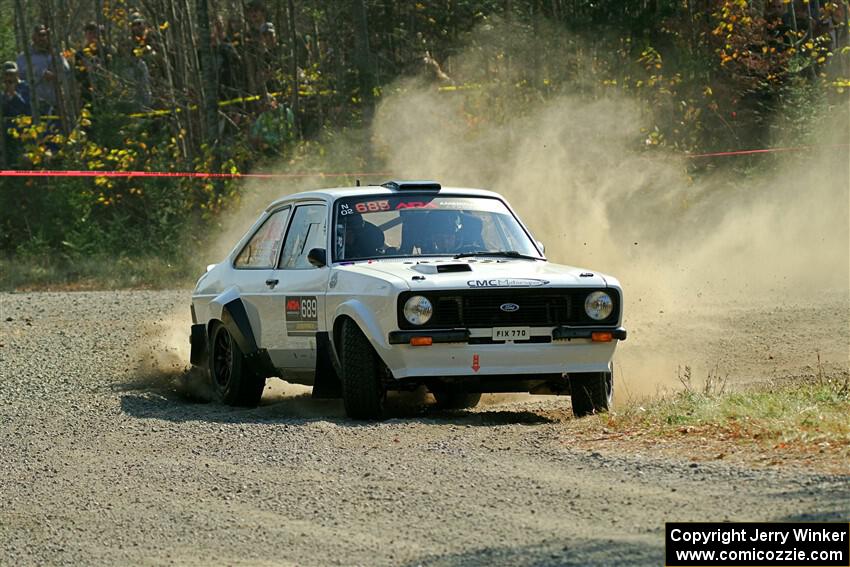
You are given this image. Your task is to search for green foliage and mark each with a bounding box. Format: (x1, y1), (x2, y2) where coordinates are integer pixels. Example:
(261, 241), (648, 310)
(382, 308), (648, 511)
(2, 0), (848, 288)
(604, 377), (850, 447)
(0, 1), (15, 61)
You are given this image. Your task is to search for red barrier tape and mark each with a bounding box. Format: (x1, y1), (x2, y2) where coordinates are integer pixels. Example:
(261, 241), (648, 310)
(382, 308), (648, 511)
(0, 144), (846, 178)
(684, 143), (849, 158)
(0, 170), (393, 178)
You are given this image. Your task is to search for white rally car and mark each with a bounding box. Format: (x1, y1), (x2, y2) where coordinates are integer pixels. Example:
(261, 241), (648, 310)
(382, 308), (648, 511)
(190, 181), (626, 419)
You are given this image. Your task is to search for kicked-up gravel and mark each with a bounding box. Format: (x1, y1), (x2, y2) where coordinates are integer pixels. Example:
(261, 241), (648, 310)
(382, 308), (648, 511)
(0, 290), (848, 566)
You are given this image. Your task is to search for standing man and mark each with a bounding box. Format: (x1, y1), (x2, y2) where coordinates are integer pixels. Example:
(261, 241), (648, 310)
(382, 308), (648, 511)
(16, 24), (70, 115)
(211, 15), (243, 102)
(75, 22), (111, 104)
(258, 22), (281, 96)
(2, 61), (31, 167)
(242, 0), (268, 98)
(2, 61), (31, 117)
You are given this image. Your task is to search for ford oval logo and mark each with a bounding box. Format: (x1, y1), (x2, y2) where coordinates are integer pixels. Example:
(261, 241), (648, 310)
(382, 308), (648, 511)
(500, 303), (520, 313)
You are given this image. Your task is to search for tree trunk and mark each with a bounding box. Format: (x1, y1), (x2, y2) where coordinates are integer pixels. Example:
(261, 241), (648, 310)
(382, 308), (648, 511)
(196, 0), (220, 146)
(41, 0), (73, 134)
(352, 0), (375, 123)
(14, 0), (41, 124)
(287, 0), (300, 134)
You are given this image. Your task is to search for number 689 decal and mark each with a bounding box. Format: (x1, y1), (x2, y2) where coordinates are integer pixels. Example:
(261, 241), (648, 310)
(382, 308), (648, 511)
(286, 296), (318, 322)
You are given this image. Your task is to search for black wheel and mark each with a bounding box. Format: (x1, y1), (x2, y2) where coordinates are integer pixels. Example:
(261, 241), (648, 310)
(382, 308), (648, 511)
(340, 319), (386, 420)
(431, 388), (482, 410)
(209, 323), (266, 407)
(570, 371), (613, 417)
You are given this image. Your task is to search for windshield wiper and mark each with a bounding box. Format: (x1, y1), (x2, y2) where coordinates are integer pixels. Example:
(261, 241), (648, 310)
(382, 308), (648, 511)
(453, 250), (543, 261)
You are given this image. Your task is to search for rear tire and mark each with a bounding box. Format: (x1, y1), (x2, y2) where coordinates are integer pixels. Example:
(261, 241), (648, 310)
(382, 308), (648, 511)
(209, 323), (266, 407)
(340, 319), (386, 420)
(432, 388), (482, 410)
(570, 372), (613, 417)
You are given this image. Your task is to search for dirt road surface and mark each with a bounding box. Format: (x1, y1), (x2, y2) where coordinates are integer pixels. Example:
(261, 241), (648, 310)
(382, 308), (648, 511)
(1, 290), (848, 566)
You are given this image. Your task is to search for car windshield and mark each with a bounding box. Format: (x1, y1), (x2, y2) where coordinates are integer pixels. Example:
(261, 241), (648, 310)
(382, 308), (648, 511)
(333, 194), (541, 262)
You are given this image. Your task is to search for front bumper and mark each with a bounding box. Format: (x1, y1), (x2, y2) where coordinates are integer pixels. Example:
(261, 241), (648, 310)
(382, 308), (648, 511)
(388, 326), (627, 344)
(378, 326), (625, 379)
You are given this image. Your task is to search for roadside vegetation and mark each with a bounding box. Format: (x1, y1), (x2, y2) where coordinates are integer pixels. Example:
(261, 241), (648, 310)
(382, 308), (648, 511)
(568, 366), (850, 473)
(0, 255), (197, 290)
(2, 1), (849, 290)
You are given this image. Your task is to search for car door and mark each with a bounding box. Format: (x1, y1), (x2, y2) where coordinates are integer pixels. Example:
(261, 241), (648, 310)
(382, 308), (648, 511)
(260, 201), (330, 377)
(229, 206), (292, 353)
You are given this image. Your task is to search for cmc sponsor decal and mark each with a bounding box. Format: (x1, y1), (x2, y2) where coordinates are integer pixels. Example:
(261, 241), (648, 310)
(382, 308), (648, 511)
(466, 278), (549, 288)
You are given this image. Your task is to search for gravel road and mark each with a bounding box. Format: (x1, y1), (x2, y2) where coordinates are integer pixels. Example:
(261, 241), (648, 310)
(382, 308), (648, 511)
(1, 290), (848, 566)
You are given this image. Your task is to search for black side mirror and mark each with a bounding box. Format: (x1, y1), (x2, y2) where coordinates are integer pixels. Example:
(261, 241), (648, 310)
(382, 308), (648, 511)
(307, 248), (327, 268)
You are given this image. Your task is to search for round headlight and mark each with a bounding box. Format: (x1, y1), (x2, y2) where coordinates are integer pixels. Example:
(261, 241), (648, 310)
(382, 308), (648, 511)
(403, 295), (433, 325)
(585, 291), (614, 320)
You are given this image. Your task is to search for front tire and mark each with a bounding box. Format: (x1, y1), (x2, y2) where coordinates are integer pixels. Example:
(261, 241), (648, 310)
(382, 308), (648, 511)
(209, 323), (266, 407)
(570, 372), (613, 417)
(340, 319), (386, 420)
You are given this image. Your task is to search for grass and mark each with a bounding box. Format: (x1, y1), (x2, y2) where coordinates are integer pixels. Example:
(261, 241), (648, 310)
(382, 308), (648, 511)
(0, 254), (201, 291)
(571, 369), (850, 472)
(611, 379), (850, 445)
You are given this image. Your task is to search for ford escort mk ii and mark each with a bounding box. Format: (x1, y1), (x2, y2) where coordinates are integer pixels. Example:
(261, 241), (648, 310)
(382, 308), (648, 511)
(189, 181), (626, 419)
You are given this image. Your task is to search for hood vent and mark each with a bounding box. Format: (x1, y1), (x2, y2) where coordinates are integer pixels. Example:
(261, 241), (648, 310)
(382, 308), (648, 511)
(437, 264), (472, 273)
(411, 263), (473, 275)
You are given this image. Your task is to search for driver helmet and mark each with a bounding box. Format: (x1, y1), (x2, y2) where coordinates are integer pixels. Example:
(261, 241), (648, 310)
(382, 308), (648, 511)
(429, 211), (459, 253)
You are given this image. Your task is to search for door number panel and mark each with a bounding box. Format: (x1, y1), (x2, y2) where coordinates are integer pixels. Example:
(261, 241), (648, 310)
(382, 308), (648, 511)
(286, 296), (318, 336)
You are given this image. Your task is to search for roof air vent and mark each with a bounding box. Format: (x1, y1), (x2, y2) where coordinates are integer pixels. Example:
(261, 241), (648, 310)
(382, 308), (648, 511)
(381, 180), (441, 191)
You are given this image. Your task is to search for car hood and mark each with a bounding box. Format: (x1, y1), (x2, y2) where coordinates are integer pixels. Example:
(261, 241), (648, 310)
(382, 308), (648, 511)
(338, 258), (613, 290)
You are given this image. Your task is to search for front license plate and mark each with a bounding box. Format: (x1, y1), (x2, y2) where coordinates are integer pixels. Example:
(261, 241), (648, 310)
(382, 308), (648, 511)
(492, 327), (530, 341)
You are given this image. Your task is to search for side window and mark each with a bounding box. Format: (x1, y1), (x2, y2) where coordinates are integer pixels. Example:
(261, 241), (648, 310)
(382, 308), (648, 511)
(234, 208), (290, 269)
(279, 204), (328, 269)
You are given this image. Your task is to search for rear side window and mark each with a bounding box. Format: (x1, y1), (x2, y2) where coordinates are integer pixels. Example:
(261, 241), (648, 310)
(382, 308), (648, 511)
(278, 204), (328, 269)
(234, 208), (291, 269)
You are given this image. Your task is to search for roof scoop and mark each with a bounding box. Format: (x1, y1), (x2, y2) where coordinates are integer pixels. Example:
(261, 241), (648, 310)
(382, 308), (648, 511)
(381, 180), (441, 191)
(412, 263), (472, 274)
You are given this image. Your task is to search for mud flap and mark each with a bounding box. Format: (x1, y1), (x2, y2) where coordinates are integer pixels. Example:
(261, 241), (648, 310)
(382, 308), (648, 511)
(312, 332), (342, 399)
(190, 323), (208, 366)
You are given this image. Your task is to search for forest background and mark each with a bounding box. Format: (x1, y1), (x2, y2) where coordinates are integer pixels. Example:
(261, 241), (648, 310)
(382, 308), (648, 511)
(0, 0), (848, 288)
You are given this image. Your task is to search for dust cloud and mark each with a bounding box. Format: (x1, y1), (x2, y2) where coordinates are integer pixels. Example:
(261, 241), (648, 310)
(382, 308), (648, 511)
(370, 34), (849, 396)
(126, 308), (212, 401)
(174, 22), (848, 405)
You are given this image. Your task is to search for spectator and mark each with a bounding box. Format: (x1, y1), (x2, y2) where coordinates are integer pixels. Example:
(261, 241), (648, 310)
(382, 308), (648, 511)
(75, 22), (112, 104)
(16, 24), (71, 114)
(226, 14), (245, 49)
(212, 14), (244, 101)
(130, 13), (153, 51)
(2, 61), (31, 167)
(113, 17), (154, 110)
(245, 0), (267, 39)
(2, 61), (31, 117)
(242, 0), (268, 96)
(250, 95), (294, 156)
(258, 22), (282, 95)
(128, 12), (165, 86)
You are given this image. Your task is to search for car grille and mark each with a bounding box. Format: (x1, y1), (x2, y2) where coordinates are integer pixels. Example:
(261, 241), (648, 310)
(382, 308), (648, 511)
(398, 289), (619, 329)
